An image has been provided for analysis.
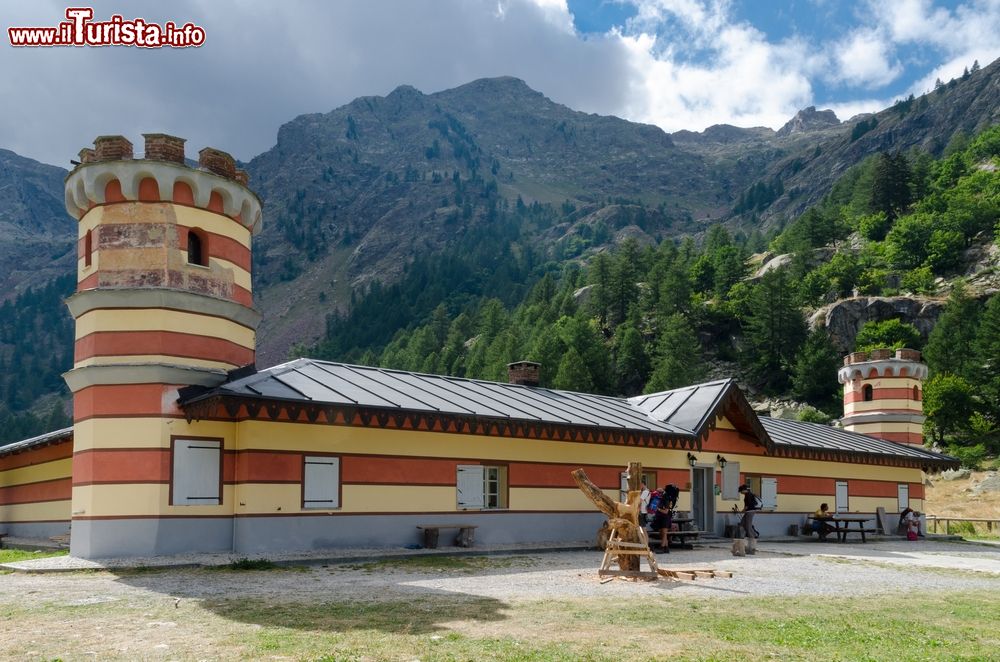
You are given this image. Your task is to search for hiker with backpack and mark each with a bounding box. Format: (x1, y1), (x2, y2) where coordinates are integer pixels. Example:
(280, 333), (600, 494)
(650, 484), (680, 553)
(738, 483), (761, 539)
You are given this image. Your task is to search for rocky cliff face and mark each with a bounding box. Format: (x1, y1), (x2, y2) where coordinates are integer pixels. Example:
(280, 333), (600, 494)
(0, 150), (74, 298)
(809, 296), (947, 353)
(777, 106), (840, 137)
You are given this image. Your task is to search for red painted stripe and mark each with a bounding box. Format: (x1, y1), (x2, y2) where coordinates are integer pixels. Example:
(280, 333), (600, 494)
(0, 439), (73, 470)
(73, 384), (185, 420)
(72, 448), (170, 484)
(0, 477), (72, 505)
(701, 429), (768, 455)
(845, 387), (922, 404)
(235, 451), (302, 483)
(75, 330), (254, 366)
(178, 229), (251, 271)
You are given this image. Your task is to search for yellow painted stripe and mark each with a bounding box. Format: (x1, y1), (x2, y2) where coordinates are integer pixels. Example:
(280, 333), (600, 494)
(844, 377), (921, 389)
(74, 355), (236, 371)
(237, 421), (695, 465)
(848, 422), (923, 434)
(75, 309), (255, 347)
(839, 496), (913, 513)
(78, 256), (99, 279)
(79, 204), (251, 247)
(175, 205), (252, 246)
(509, 487), (615, 511)
(72, 418), (236, 451)
(71, 484), (235, 517)
(846, 399), (922, 414)
(0, 459), (72, 487)
(208, 256), (251, 290)
(0, 500), (71, 522)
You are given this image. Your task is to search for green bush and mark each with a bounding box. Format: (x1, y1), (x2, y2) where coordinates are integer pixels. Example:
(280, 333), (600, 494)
(945, 443), (987, 469)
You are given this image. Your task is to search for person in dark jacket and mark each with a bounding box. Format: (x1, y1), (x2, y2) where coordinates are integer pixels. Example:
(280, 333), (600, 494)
(738, 484), (761, 539)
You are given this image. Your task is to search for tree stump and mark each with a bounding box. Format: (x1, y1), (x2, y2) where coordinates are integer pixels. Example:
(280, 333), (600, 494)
(572, 467), (644, 572)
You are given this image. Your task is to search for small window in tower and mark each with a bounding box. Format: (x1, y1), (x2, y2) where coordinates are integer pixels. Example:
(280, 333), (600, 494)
(913, 385), (920, 401)
(862, 384), (874, 402)
(84, 229), (93, 267)
(187, 229), (207, 266)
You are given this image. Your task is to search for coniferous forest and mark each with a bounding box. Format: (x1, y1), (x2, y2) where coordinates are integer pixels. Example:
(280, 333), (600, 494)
(309, 125), (1000, 465)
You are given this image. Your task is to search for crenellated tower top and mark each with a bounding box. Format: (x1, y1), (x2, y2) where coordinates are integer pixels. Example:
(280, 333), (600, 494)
(838, 347), (927, 447)
(65, 133), (261, 234)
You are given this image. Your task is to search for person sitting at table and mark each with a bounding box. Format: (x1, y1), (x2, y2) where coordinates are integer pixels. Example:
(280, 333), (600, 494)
(810, 503), (835, 538)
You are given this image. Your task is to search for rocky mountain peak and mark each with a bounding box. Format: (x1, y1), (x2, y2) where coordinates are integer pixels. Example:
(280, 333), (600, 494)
(777, 106), (840, 137)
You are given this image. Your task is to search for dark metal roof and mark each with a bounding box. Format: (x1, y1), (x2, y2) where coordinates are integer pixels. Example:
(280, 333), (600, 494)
(179, 359), (958, 467)
(182, 359), (693, 437)
(760, 417), (958, 469)
(0, 426), (73, 457)
(628, 378), (774, 450)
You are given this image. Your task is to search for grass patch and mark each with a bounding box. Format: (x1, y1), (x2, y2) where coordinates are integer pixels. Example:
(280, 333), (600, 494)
(220, 557), (277, 571)
(338, 555), (533, 574)
(202, 592), (1000, 661)
(0, 548), (68, 564)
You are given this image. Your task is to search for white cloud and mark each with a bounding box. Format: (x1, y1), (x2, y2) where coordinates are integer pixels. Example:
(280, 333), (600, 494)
(831, 29), (903, 88)
(0, 0), (997, 167)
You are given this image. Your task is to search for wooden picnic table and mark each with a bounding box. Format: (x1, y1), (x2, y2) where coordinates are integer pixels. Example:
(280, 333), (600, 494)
(810, 515), (875, 543)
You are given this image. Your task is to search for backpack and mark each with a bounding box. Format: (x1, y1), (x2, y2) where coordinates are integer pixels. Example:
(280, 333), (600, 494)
(747, 491), (762, 511)
(662, 484), (680, 509)
(647, 490), (663, 514)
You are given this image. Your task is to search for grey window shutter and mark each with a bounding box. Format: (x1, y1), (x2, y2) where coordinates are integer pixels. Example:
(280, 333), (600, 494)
(172, 439), (221, 505)
(457, 465), (485, 510)
(304, 456), (340, 509)
(722, 461), (740, 500)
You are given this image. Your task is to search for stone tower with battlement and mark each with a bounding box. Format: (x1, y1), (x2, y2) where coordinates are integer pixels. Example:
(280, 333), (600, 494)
(63, 133), (261, 558)
(838, 348), (927, 446)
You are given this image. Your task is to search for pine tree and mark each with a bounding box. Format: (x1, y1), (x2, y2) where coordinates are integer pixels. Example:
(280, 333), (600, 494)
(792, 331), (842, 406)
(645, 314), (704, 392)
(613, 323), (648, 395)
(742, 268), (807, 393)
(554, 347), (594, 392)
(972, 294), (1000, 415)
(924, 285), (980, 380)
(869, 151), (912, 220)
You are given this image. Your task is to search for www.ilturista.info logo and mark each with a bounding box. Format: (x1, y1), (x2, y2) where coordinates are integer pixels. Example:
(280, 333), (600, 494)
(8, 7), (205, 48)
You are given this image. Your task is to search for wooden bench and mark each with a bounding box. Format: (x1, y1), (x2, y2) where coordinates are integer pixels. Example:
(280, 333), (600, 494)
(646, 528), (705, 549)
(416, 524), (477, 549)
(0, 532), (7, 549)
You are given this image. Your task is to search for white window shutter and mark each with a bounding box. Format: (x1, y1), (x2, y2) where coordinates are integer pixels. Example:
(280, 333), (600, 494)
(836, 481), (849, 513)
(457, 465), (485, 510)
(172, 439), (221, 505)
(722, 462), (740, 500)
(760, 477), (778, 511)
(303, 456), (340, 509)
(897, 484), (909, 511)
(620, 471), (629, 502)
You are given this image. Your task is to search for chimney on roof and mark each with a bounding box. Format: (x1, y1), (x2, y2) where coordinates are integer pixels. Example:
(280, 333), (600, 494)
(507, 361), (540, 387)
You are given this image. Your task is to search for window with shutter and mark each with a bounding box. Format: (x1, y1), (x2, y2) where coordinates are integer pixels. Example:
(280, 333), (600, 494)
(171, 438), (221, 505)
(760, 477), (778, 511)
(722, 461), (740, 500)
(836, 481), (849, 513)
(457, 465), (485, 510)
(303, 456), (340, 509)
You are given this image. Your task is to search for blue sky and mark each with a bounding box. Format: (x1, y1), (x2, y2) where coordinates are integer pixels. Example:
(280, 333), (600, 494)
(1, 0), (997, 166)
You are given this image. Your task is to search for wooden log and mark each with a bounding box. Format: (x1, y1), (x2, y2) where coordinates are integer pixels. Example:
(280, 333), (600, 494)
(573, 468), (644, 572)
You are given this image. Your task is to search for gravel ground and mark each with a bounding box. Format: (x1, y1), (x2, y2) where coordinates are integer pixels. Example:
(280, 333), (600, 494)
(2, 539), (998, 604)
